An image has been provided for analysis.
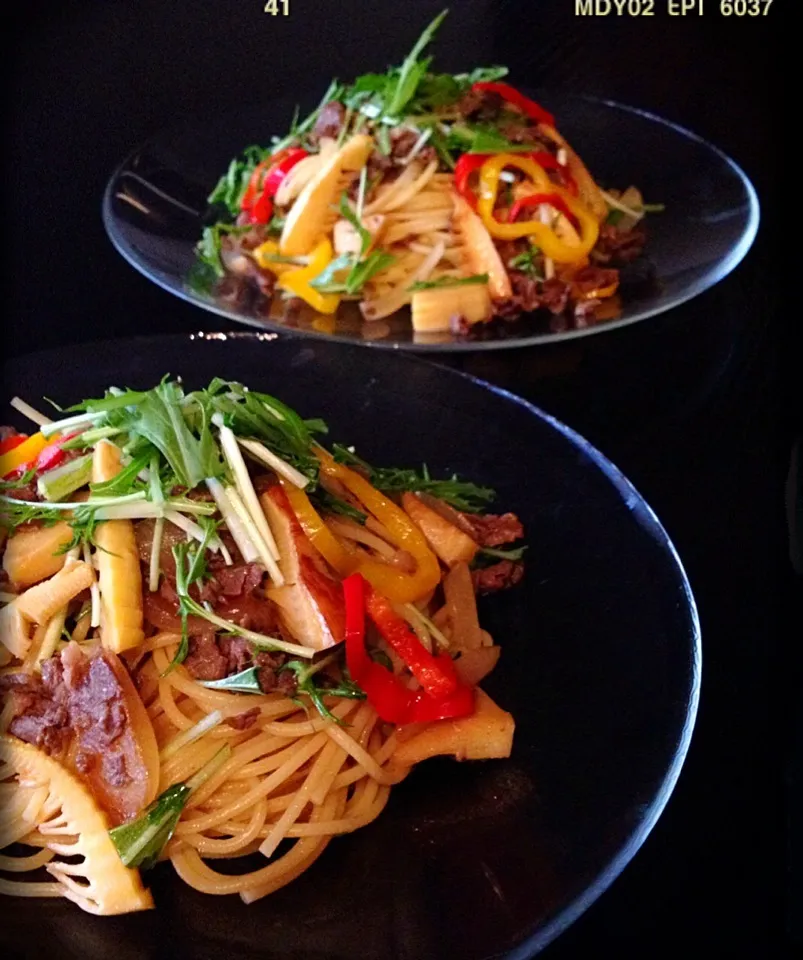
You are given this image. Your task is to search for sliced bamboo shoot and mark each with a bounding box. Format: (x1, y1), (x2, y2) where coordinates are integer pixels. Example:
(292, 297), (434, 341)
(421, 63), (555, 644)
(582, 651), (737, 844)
(92, 442), (144, 653)
(15, 562), (94, 626)
(2, 523), (74, 588)
(280, 134), (374, 256)
(0, 734), (154, 915)
(393, 689), (514, 765)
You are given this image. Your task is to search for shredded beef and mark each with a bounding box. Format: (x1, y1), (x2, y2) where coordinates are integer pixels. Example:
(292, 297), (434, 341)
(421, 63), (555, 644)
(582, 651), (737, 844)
(182, 636), (295, 697)
(456, 89), (505, 122)
(214, 563), (264, 597)
(388, 129), (437, 166)
(184, 635), (228, 681)
(571, 265), (620, 298)
(461, 511), (524, 548)
(226, 708), (261, 730)
(592, 223), (647, 265)
(4, 644), (131, 771)
(219, 635), (252, 674)
(540, 278), (571, 315)
(310, 101), (346, 142)
(472, 560), (525, 594)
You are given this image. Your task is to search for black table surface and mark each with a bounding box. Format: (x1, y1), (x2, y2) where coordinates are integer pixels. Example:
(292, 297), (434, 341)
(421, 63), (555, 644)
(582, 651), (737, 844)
(3, 2), (794, 957)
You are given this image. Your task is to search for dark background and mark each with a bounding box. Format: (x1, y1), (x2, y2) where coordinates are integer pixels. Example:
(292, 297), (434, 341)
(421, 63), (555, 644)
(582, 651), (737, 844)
(2, 1), (794, 957)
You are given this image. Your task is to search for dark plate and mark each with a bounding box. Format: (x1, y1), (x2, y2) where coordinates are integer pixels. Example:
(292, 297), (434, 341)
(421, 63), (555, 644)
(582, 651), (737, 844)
(102, 92), (758, 352)
(1, 333), (700, 959)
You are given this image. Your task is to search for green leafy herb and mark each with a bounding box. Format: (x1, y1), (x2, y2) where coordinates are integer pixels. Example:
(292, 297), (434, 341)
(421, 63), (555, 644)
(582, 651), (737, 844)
(109, 744), (231, 869)
(310, 489), (367, 525)
(281, 659), (365, 725)
(606, 209), (625, 226)
(331, 444), (495, 512)
(479, 545), (527, 562)
(408, 274), (488, 292)
(507, 243), (543, 280)
(201, 666), (263, 694)
(109, 783), (190, 869)
(207, 145), (273, 216)
(195, 223), (253, 281)
(386, 9), (448, 118)
(122, 381), (224, 490)
(89, 448), (153, 498)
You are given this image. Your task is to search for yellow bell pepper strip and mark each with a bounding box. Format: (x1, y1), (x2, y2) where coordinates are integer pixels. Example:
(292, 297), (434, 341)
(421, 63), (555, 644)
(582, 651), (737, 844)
(279, 478), (357, 577)
(277, 239), (341, 315)
(0, 432), (50, 478)
(251, 240), (297, 276)
(279, 457), (441, 604)
(315, 449), (441, 603)
(476, 154), (599, 264)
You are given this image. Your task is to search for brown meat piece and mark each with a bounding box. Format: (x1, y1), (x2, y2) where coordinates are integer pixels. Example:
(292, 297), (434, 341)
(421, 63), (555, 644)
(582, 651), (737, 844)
(184, 635), (229, 681)
(460, 512), (524, 548)
(214, 563), (264, 597)
(226, 708), (261, 730)
(456, 89), (504, 122)
(472, 560), (525, 594)
(540, 278), (570, 314)
(310, 101), (346, 142)
(4, 644), (132, 777)
(570, 265), (620, 298)
(593, 223), (647, 265)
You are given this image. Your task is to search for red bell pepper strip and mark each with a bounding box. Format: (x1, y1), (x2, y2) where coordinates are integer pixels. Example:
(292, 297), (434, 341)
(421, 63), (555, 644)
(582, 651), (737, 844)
(241, 148), (309, 224)
(508, 192), (579, 228)
(263, 148), (308, 197)
(455, 154), (491, 211)
(364, 588), (459, 701)
(33, 432), (80, 474)
(343, 573), (475, 725)
(472, 82), (555, 127)
(0, 435), (28, 456)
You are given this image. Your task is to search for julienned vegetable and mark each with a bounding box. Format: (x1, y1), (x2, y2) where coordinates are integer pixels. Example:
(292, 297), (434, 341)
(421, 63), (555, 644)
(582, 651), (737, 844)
(194, 9), (661, 339)
(0, 376), (524, 914)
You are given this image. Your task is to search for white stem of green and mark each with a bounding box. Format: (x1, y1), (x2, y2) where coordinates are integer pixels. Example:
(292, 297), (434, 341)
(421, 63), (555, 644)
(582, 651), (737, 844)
(237, 437), (310, 489)
(186, 743), (232, 794)
(600, 189), (646, 222)
(215, 419), (281, 564)
(402, 127), (432, 166)
(90, 499), (216, 521)
(83, 542), (101, 628)
(405, 603), (451, 651)
(40, 412), (105, 438)
(164, 511), (231, 565)
(225, 486), (284, 586)
(205, 478), (258, 563)
(0, 491), (147, 512)
(159, 710), (223, 762)
(148, 517), (164, 592)
(9, 397), (52, 427)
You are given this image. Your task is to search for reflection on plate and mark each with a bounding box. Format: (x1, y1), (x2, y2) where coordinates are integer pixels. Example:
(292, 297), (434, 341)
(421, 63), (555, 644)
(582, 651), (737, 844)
(2, 333), (700, 958)
(103, 93), (758, 352)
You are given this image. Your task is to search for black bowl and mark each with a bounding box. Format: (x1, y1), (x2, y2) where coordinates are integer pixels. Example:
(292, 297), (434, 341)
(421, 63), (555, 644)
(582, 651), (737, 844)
(1, 333), (700, 958)
(102, 92), (758, 351)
